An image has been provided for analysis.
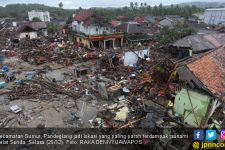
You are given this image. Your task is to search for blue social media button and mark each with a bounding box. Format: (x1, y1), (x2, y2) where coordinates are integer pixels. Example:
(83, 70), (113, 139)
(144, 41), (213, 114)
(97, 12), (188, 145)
(194, 130), (204, 140)
(206, 130), (217, 141)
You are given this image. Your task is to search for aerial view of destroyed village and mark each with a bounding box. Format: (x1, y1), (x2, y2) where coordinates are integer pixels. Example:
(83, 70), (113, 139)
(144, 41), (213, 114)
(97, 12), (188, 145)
(0, 0), (224, 149)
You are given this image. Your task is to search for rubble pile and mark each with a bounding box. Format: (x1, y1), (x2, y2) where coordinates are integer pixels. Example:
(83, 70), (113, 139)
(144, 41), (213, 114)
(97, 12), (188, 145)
(9, 77), (83, 101)
(0, 33), (183, 131)
(16, 39), (101, 66)
(0, 8), (224, 150)
(83, 48), (181, 129)
(9, 82), (42, 100)
(18, 47), (53, 65)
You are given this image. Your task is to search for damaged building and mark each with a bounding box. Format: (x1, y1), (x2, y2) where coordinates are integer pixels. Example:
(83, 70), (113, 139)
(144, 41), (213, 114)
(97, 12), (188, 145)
(175, 46), (225, 127)
(1, 3), (225, 150)
(71, 10), (124, 49)
(116, 21), (153, 45)
(16, 22), (48, 39)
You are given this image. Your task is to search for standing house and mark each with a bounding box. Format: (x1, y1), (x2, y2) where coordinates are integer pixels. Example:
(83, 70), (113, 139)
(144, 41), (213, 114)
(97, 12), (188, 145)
(174, 47), (225, 127)
(116, 21), (152, 44)
(158, 17), (184, 29)
(203, 8), (225, 25)
(71, 10), (124, 49)
(28, 10), (50, 22)
(169, 33), (225, 59)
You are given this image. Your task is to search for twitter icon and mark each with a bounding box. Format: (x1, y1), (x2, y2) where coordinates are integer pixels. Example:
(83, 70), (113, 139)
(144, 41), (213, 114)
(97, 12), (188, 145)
(206, 130), (217, 141)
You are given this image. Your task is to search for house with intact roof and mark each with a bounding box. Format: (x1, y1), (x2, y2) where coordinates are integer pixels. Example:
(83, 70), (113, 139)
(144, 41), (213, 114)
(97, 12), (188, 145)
(169, 33), (225, 59)
(158, 16), (184, 29)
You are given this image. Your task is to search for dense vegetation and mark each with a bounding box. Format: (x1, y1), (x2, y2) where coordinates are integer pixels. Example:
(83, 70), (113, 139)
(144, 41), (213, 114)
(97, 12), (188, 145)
(0, 4), (74, 18)
(47, 22), (57, 33)
(157, 22), (196, 44)
(0, 3), (202, 19)
(92, 3), (203, 19)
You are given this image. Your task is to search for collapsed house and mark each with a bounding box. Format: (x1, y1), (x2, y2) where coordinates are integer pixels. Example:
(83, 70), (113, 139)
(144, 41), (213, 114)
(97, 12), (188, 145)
(16, 22), (48, 39)
(71, 10), (124, 49)
(175, 46), (225, 128)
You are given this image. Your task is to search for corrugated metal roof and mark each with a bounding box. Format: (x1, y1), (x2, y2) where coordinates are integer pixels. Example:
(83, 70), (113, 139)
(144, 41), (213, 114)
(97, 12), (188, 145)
(171, 33), (225, 53)
(206, 8), (225, 11)
(29, 22), (47, 30)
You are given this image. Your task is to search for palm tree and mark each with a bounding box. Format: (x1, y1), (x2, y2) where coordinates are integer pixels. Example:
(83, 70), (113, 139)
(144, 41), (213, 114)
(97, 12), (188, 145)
(59, 2), (63, 16)
(140, 3), (143, 8)
(59, 2), (63, 9)
(130, 2), (134, 9)
(144, 3), (147, 7)
(134, 2), (138, 8)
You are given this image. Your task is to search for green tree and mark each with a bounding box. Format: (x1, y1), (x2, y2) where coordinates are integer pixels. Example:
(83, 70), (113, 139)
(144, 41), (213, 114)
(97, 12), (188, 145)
(153, 5), (158, 16)
(58, 2), (63, 16)
(158, 3), (163, 16)
(144, 3), (147, 7)
(32, 17), (41, 22)
(130, 2), (134, 9)
(58, 2), (63, 9)
(157, 22), (196, 44)
(134, 2), (138, 8)
(47, 22), (57, 33)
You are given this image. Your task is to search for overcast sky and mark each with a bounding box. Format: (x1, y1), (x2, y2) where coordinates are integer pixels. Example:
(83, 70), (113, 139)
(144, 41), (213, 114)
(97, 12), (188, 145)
(0, 0), (223, 9)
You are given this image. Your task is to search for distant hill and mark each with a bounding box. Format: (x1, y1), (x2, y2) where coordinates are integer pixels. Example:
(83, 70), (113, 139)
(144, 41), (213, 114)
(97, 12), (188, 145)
(179, 1), (225, 8)
(0, 4), (75, 19)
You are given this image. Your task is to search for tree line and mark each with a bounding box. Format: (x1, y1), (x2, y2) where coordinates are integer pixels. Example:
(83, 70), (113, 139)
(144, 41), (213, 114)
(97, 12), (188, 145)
(157, 22), (196, 44)
(0, 4), (74, 18)
(92, 3), (202, 19)
(0, 3), (203, 20)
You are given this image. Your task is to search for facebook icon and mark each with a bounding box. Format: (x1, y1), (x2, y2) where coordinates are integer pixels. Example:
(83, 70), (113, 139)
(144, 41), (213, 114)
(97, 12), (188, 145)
(194, 130), (204, 140)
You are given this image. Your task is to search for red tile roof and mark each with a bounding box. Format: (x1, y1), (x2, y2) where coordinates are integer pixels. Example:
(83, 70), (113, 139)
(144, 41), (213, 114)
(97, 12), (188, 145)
(74, 10), (93, 21)
(111, 20), (121, 27)
(187, 46), (225, 101)
(133, 16), (146, 24)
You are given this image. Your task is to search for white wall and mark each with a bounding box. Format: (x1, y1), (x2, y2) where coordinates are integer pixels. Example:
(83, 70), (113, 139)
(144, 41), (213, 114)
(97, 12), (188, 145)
(124, 49), (149, 66)
(72, 21), (114, 35)
(204, 9), (225, 25)
(19, 32), (38, 39)
(28, 11), (50, 22)
(43, 30), (48, 36)
(12, 22), (17, 27)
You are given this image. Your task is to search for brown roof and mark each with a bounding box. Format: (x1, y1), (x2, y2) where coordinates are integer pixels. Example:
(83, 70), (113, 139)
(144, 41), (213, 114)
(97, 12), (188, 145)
(16, 25), (36, 33)
(29, 22), (47, 30)
(74, 10), (93, 22)
(111, 20), (121, 27)
(16, 21), (47, 33)
(133, 16), (146, 24)
(116, 22), (143, 34)
(187, 46), (225, 101)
